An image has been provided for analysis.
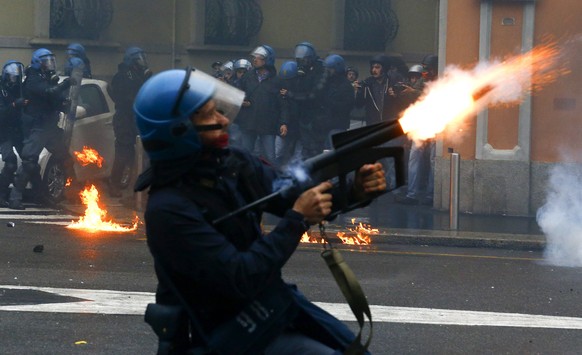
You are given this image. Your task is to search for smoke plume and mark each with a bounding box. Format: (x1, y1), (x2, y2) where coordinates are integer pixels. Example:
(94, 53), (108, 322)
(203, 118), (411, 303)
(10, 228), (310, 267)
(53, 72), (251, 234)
(536, 162), (582, 267)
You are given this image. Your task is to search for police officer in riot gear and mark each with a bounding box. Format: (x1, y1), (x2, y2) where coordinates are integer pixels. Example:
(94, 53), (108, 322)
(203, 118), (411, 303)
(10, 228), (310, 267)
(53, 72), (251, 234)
(288, 41), (329, 159)
(64, 43), (92, 79)
(9, 48), (73, 210)
(109, 46), (152, 197)
(321, 54), (354, 148)
(0, 61), (26, 206)
(134, 68), (386, 354)
(236, 45), (281, 164)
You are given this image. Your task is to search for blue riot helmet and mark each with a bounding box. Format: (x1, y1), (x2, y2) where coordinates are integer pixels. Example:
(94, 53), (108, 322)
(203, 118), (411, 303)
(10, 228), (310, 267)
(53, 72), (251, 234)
(134, 68), (245, 161)
(31, 48), (56, 72)
(323, 54), (346, 75)
(2, 60), (24, 90)
(294, 42), (317, 75)
(278, 61), (298, 80)
(250, 45), (275, 68)
(67, 43), (86, 58)
(124, 46), (148, 70)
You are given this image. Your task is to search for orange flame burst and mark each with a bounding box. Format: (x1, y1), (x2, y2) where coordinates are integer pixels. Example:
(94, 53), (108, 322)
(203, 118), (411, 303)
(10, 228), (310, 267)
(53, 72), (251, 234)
(336, 219), (379, 245)
(74, 146), (104, 167)
(67, 184), (139, 233)
(299, 219), (379, 245)
(399, 41), (569, 142)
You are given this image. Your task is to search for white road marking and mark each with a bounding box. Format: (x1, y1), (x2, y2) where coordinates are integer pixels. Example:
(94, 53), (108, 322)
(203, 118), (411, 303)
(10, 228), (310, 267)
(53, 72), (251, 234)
(0, 214), (77, 220)
(1, 285), (582, 329)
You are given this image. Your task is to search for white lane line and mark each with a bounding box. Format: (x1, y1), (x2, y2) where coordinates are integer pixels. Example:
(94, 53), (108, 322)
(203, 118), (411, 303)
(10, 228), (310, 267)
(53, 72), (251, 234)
(0, 214), (78, 220)
(1, 285), (582, 330)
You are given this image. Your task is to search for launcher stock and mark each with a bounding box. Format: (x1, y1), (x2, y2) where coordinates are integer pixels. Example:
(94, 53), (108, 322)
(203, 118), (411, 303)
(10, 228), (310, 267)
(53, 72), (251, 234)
(212, 121), (406, 225)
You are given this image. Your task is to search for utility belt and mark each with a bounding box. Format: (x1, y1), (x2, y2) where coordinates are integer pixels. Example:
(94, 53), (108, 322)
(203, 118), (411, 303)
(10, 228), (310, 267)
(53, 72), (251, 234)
(145, 279), (298, 355)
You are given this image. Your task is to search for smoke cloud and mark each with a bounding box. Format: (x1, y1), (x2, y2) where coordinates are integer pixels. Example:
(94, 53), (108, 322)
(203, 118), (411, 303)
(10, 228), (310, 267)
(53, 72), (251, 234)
(536, 161), (582, 267)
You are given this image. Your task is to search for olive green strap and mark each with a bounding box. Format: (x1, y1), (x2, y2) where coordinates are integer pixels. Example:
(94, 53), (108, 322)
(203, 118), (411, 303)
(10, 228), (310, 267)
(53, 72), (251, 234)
(321, 246), (373, 354)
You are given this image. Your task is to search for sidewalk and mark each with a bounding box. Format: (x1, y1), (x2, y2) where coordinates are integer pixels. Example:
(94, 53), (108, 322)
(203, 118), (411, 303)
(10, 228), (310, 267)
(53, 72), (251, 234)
(265, 192), (546, 251)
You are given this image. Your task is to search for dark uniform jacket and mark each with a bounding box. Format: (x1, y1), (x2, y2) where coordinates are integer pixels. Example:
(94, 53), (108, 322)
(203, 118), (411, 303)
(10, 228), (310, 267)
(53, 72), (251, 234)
(22, 67), (68, 130)
(110, 62), (148, 118)
(236, 66), (282, 135)
(0, 85), (23, 143)
(322, 73), (355, 133)
(143, 147), (359, 353)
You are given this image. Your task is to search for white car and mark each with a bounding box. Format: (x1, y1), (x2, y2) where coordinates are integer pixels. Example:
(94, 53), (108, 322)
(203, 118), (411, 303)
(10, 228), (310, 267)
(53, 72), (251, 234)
(1, 78), (124, 204)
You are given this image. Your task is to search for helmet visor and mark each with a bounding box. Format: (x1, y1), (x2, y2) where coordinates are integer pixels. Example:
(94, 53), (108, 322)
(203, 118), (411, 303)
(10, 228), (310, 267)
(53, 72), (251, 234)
(41, 55), (56, 72)
(294, 45), (313, 59)
(181, 69), (245, 121)
(4, 62), (23, 81)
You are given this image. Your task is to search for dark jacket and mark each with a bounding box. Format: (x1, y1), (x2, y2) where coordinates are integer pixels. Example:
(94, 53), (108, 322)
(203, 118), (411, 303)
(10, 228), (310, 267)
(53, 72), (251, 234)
(22, 67), (70, 130)
(322, 73), (355, 132)
(0, 85), (23, 141)
(355, 71), (406, 125)
(236, 67), (282, 135)
(279, 76), (300, 138)
(110, 62), (148, 117)
(288, 60), (328, 126)
(143, 148), (359, 353)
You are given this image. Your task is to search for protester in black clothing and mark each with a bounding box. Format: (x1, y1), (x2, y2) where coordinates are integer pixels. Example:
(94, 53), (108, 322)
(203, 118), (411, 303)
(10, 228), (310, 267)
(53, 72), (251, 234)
(108, 46), (152, 197)
(9, 49), (73, 210)
(354, 54), (406, 125)
(0, 61), (26, 206)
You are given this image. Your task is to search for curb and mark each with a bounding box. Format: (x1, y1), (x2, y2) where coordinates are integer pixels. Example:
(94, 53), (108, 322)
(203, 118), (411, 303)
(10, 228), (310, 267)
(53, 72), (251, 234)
(271, 224), (547, 251)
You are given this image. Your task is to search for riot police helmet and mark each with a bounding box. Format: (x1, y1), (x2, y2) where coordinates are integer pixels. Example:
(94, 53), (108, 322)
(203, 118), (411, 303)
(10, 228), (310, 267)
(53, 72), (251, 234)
(421, 54), (438, 70)
(233, 58), (252, 71)
(67, 43), (86, 58)
(250, 45), (276, 67)
(294, 42), (317, 69)
(124, 46), (148, 70)
(323, 54), (346, 74)
(278, 61), (298, 80)
(1, 60), (24, 89)
(134, 68), (245, 161)
(31, 48), (57, 72)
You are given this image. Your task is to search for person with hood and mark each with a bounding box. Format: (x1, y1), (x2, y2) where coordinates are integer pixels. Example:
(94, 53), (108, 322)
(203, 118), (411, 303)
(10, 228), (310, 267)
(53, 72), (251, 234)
(133, 67), (386, 354)
(9, 49), (73, 210)
(236, 45), (281, 165)
(108, 46), (152, 197)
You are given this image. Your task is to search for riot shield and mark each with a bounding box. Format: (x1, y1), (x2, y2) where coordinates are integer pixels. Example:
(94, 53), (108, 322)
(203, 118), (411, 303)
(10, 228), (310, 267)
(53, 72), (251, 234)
(63, 57), (84, 151)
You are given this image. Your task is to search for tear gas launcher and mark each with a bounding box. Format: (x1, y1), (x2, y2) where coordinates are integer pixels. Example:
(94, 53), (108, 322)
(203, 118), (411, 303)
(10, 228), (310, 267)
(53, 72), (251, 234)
(212, 121), (406, 225)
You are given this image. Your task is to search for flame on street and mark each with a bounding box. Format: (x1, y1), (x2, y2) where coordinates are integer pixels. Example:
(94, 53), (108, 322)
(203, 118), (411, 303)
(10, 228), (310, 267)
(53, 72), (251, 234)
(74, 146), (104, 167)
(300, 219), (379, 245)
(67, 184), (139, 233)
(398, 41), (569, 142)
